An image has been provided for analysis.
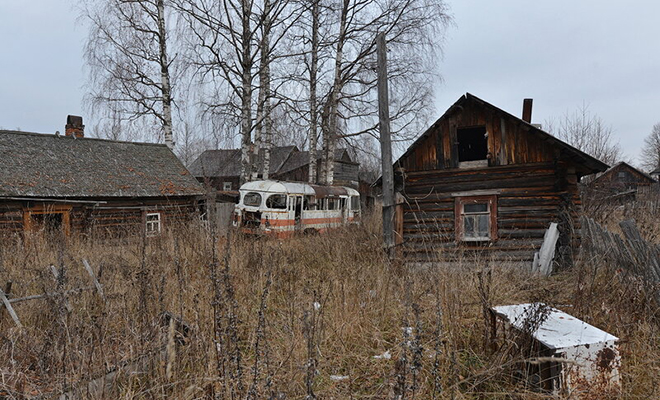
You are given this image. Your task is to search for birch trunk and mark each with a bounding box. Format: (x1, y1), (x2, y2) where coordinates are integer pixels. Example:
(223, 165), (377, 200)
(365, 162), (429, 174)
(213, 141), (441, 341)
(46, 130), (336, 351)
(307, 0), (319, 184)
(157, 0), (174, 149)
(260, 0), (272, 180)
(323, 0), (349, 185)
(239, 0), (254, 185)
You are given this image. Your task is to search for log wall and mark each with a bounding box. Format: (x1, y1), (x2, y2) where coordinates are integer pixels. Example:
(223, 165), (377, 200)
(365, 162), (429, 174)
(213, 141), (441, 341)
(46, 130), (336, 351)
(401, 162), (580, 263)
(0, 197), (200, 239)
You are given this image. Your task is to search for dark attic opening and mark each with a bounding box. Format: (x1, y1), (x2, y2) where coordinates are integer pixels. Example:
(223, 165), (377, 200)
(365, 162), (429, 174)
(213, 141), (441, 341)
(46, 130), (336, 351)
(457, 126), (488, 162)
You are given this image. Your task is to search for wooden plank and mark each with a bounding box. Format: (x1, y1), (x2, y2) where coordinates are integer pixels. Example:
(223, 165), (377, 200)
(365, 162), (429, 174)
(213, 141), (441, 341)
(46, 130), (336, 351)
(0, 288), (22, 328)
(83, 259), (105, 299)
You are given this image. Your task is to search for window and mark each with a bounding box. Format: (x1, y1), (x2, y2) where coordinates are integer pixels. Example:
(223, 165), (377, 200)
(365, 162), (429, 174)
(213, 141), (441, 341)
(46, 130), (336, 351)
(457, 126), (488, 167)
(350, 196), (360, 212)
(266, 194), (287, 209)
(455, 196), (497, 241)
(243, 192), (262, 207)
(223, 182), (232, 191)
(146, 212), (161, 236)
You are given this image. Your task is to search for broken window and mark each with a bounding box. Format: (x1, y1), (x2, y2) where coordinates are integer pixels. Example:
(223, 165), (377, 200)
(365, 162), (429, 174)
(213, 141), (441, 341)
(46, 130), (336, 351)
(455, 195), (497, 241)
(146, 212), (161, 236)
(457, 126), (488, 164)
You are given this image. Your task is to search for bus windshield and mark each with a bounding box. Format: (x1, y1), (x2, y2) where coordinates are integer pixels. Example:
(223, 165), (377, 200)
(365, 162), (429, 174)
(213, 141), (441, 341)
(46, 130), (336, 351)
(243, 192), (262, 207)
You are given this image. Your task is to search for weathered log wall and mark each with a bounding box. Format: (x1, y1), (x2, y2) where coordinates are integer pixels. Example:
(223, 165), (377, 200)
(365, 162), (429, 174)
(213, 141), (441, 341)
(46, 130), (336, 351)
(0, 197), (200, 239)
(401, 162), (580, 263)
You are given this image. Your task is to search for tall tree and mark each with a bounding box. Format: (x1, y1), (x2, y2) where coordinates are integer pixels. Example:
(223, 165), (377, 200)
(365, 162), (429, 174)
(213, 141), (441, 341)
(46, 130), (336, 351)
(83, 0), (176, 148)
(641, 123), (660, 172)
(306, 0), (451, 184)
(546, 103), (622, 166)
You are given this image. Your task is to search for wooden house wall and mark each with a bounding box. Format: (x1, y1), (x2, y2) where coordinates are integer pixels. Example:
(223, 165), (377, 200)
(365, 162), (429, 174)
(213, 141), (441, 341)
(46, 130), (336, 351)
(401, 162), (579, 263)
(0, 197), (199, 239)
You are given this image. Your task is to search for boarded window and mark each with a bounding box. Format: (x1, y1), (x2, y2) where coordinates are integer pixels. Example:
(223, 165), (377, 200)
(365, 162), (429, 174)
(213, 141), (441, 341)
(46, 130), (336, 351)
(455, 195), (497, 241)
(457, 126), (488, 162)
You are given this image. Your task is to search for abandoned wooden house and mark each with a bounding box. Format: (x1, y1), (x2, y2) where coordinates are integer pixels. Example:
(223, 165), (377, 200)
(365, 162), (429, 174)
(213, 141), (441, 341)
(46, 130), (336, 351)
(189, 146), (360, 190)
(392, 93), (608, 265)
(0, 116), (204, 238)
(585, 162), (656, 204)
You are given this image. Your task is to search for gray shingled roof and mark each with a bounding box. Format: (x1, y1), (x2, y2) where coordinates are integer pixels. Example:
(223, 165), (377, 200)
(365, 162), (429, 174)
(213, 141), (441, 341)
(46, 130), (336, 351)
(0, 131), (204, 198)
(189, 146), (297, 178)
(278, 148), (357, 174)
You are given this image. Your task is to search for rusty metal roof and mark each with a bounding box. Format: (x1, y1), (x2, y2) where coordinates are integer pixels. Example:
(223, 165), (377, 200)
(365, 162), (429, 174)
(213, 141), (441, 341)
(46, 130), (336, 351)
(0, 130), (204, 198)
(492, 303), (618, 350)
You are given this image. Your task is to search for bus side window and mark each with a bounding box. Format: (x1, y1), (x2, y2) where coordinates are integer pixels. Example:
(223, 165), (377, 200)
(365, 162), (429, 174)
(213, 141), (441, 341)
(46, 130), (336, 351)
(340, 198), (346, 210)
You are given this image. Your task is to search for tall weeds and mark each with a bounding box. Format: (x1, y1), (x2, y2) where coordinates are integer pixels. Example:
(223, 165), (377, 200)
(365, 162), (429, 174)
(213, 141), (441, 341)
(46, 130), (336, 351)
(0, 212), (658, 398)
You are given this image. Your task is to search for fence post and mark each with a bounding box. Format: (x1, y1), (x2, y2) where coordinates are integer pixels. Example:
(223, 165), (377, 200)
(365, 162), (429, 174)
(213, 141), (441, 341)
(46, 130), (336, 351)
(83, 259), (105, 300)
(0, 288), (22, 329)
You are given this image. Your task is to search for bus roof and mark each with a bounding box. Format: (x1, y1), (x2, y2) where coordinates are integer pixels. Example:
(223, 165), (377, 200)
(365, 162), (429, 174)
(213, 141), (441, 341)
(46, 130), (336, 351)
(240, 180), (359, 197)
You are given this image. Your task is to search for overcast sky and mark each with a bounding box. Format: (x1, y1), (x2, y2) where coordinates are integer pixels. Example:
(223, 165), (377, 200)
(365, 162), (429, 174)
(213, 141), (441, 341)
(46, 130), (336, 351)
(1, 0), (659, 165)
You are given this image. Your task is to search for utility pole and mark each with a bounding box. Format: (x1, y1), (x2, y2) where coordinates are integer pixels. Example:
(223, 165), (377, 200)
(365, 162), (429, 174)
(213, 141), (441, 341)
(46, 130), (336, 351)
(377, 32), (395, 259)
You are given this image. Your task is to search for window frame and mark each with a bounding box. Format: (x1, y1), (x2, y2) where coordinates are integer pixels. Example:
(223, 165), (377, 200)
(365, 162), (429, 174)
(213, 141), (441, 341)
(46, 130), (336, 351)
(222, 181), (232, 191)
(454, 195), (497, 242)
(146, 212), (162, 237)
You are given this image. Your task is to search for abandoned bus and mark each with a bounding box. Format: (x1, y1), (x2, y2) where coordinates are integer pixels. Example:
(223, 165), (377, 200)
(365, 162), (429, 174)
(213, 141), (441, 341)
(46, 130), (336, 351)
(233, 180), (360, 237)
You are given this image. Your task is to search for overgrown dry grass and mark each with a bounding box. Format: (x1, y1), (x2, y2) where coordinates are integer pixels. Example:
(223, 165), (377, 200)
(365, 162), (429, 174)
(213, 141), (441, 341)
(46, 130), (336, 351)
(0, 209), (659, 399)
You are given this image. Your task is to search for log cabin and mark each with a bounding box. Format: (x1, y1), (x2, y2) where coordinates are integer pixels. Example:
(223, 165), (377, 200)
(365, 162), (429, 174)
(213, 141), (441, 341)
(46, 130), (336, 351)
(0, 116), (204, 239)
(393, 94), (608, 266)
(585, 162), (656, 205)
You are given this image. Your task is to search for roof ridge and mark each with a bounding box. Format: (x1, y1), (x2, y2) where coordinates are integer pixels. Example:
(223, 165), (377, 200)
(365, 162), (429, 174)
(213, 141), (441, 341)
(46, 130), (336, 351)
(0, 130), (170, 148)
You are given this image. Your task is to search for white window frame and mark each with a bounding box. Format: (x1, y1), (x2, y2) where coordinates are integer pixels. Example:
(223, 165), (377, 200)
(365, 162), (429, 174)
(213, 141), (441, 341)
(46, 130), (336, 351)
(146, 212), (161, 236)
(223, 181), (232, 191)
(455, 196), (497, 242)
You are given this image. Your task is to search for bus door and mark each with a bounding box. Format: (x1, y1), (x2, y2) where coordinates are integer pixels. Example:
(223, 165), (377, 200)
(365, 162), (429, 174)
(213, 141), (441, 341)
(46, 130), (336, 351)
(340, 197), (348, 224)
(291, 195), (303, 231)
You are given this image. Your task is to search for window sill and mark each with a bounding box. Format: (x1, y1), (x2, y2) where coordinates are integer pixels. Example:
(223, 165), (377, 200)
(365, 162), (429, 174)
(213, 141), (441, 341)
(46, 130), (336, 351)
(458, 160), (488, 169)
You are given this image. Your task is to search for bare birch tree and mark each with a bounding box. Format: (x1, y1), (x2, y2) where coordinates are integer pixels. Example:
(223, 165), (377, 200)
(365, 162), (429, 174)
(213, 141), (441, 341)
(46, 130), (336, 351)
(546, 103), (622, 166)
(641, 123), (660, 172)
(301, 0), (451, 184)
(83, 0), (177, 148)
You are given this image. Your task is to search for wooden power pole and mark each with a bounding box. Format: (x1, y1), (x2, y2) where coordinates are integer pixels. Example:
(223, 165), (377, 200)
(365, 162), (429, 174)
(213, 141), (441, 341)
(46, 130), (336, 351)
(377, 33), (395, 258)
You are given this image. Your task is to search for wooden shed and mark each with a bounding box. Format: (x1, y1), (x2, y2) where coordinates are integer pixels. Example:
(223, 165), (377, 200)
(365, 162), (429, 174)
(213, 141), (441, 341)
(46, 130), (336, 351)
(585, 162), (656, 204)
(393, 94), (608, 265)
(0, 124), (204, 239)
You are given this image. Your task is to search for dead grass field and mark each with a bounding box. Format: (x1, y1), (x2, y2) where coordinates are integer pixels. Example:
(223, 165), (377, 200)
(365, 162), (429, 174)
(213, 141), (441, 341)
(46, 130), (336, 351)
(0, 208), (659, 399)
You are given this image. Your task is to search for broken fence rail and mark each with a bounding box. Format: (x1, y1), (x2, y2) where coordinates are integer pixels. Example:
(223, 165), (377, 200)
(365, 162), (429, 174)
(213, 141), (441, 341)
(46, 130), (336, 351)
(0, 259), (104, 328)
(581, 216), (660, 302)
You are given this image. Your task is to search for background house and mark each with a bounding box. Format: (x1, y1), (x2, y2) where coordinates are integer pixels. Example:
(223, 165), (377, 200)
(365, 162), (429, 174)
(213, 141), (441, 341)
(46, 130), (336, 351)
(0, 116), (204, 238)
(392, 93), (608, 266)
(586, 162), (656, 205)
(189, 146), (360, 190)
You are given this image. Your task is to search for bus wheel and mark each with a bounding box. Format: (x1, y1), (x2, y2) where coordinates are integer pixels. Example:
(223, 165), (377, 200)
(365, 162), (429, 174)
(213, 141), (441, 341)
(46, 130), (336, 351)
(303, 228), (319, 236)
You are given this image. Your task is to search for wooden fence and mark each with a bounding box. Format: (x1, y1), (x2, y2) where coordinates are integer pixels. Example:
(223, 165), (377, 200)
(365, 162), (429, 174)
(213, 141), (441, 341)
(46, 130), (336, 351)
(581, 216), (660, 302)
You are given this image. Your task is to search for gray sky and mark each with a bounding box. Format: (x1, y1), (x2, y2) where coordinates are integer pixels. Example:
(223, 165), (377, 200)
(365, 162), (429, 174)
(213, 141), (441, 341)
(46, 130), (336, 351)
(1, 0), (659, 164)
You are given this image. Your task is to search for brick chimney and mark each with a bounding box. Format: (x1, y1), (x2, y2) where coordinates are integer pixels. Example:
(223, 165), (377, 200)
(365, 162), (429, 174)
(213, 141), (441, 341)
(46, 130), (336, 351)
(65, 115), (84, 138)
(522, 98), (533, 123)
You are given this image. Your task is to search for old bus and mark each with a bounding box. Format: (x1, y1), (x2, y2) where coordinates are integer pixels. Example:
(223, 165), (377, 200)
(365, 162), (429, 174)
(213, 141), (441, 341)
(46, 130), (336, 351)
(233, 180), (360, 237)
